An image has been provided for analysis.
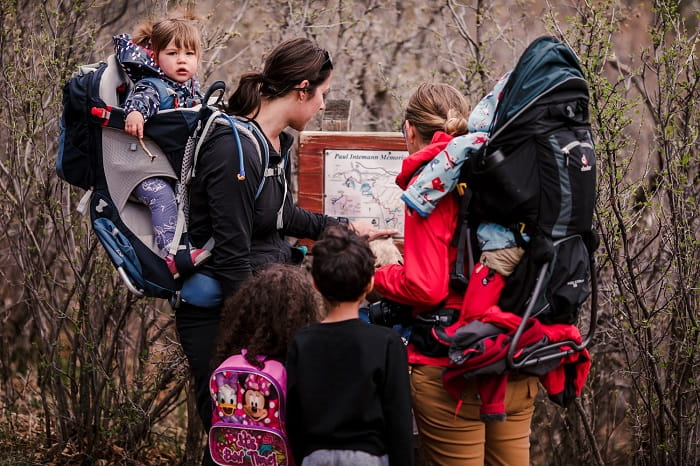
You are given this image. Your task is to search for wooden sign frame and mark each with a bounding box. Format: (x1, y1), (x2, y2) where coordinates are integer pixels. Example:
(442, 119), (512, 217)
(297, 131), (408, 243)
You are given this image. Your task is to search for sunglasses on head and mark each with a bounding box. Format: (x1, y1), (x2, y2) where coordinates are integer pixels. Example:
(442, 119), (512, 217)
(289, 49), (334, 94)
(321, 49), (333, 71)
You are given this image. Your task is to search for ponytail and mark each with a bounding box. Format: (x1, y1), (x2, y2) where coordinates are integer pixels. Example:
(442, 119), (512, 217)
(131, 8), (202, 57)
(405, 82), (470, 142)
(227, 72), (265, 118)
(132, 20), (154, 49)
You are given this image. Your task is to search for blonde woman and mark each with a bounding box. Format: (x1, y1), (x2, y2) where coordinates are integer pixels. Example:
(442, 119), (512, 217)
(374, 82), (538, 465)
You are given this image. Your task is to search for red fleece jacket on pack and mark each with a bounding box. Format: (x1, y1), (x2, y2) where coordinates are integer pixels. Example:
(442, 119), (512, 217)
(442, 306), (591, 420)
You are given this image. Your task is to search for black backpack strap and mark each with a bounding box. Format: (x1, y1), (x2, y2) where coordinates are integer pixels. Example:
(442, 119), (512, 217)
(449, 183), (474, 293)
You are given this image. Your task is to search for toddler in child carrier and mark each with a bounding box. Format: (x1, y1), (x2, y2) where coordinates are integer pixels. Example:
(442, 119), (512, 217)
(114, 12), (210, 279)
(56, 13), (271, 301)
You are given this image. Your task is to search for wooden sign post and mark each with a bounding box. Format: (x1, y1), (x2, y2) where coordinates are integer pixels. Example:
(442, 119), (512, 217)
(297, 131), (409, 243)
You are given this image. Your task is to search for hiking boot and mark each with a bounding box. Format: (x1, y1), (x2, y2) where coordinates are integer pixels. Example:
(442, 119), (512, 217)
(166, 248), (211, 279)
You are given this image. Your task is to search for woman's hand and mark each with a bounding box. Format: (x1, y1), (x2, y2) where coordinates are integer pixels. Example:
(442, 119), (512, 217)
(350, 220), (398, 241)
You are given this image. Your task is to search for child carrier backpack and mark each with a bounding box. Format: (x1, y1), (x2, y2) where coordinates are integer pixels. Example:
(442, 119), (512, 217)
(209, 351), (291, 466)
(464, 36), (596, 240)
(452, 36), (597, 327)
(431, 38), (599, 405)
(56, 40), (283, 303)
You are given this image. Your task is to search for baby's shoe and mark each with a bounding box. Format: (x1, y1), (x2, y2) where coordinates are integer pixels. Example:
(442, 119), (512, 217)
(166, 248), (211, 279)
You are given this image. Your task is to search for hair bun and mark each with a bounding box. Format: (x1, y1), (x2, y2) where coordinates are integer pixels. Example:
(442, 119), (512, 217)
(444, 109), (468, 136)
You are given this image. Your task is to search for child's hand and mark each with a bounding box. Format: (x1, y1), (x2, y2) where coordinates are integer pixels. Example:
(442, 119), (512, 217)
(125, 111), (145, 138)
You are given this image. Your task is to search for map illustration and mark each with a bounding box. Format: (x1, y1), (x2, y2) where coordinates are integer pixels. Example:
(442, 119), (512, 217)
(324, 149), (409, 237)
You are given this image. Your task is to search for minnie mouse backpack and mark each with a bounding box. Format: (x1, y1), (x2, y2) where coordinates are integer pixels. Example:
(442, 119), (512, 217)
(209, 350), (291, 466)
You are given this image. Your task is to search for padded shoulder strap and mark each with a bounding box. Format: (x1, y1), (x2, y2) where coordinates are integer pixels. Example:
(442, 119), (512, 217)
(449, 187), (475, 293)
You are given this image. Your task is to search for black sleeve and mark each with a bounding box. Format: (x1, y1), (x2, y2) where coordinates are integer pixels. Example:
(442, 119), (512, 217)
(285, 338), (305, 464)
(283, 200), (337, 240)
(280, 147), (341, 240)
(195, 128), (263, 297)
(381, 335), (414, 466)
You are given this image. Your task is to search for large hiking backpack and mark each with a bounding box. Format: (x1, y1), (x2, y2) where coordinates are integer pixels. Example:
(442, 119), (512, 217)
(57, 51), (281, 302)
(209, 351), (291, 466)
(465, 36), (596, 239)
(456, 36), (597, 325)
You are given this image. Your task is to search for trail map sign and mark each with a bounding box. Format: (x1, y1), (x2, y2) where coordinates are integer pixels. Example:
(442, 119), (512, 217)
(297, 132), (408, 238)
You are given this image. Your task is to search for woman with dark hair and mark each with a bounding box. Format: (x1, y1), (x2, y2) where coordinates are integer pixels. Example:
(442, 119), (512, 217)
(175, 37), (392, 465)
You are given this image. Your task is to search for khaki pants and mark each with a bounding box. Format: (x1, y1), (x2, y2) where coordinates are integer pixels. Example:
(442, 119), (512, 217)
(411, 365), (537, 466)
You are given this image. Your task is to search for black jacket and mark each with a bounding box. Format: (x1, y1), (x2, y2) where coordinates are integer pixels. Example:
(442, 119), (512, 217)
(188, 121), (334, 297)
(286, 319), (414, 466)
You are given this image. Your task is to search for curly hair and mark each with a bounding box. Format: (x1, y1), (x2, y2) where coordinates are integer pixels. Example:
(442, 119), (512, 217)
(211, 264), (321, 369)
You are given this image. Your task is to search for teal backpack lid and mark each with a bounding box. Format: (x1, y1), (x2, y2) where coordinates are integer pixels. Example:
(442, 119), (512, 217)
(492, 36), (586, 133)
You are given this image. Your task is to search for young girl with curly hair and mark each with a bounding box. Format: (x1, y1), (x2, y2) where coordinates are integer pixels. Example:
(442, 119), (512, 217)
(211, 263), (321, 370)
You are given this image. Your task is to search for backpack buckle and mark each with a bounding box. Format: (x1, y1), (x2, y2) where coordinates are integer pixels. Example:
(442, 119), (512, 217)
(90, 106), (112, 126)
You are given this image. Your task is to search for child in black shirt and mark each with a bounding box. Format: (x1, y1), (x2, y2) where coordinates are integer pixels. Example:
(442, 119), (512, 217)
(286, 225), (414, 466)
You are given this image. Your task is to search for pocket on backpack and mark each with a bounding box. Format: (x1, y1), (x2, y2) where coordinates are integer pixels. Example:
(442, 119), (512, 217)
(536, 235), (591, 325)
(93, 216), (175, 298)
(209, 425), (291, 466)
(93, 216), (143, 281)
(467, 140), (540, 223)
(180, 272), (222, 308)
(554, 128), (596, 235)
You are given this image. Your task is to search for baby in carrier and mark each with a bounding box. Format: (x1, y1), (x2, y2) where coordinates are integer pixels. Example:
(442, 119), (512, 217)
(114, 10), (208, 278)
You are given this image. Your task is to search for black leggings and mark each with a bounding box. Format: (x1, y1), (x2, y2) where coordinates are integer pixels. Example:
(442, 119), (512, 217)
(175, 302), (221, 465)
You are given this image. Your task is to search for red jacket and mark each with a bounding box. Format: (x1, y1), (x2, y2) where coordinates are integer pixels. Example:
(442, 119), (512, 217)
(374, 131), (463, 366)
(443, 306), (591, 420)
